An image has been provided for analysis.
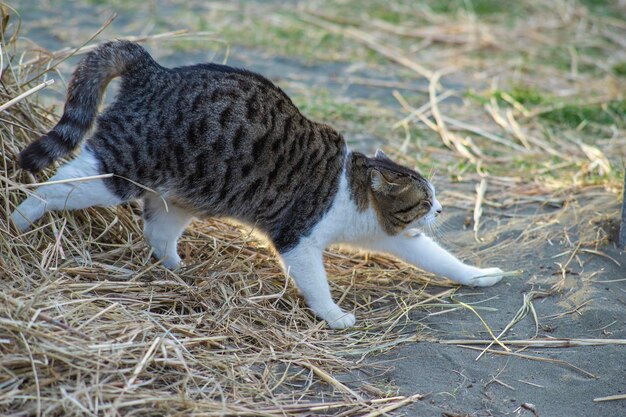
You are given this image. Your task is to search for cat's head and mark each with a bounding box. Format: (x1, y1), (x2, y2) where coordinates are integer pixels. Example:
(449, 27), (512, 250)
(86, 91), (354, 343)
(367, 150), (442, 234)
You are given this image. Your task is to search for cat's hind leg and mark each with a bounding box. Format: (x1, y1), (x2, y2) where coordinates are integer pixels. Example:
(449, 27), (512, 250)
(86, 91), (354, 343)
(280, 243), (356, 329)
(11, 146), (124, 231)
(142, 196), (194, 269)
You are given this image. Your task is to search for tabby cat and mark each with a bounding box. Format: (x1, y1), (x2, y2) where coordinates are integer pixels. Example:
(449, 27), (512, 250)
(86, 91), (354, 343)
(11, 41), (503, 328)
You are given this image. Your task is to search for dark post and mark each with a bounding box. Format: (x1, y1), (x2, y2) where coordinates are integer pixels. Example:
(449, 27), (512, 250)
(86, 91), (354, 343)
(621, 171), (626, 248)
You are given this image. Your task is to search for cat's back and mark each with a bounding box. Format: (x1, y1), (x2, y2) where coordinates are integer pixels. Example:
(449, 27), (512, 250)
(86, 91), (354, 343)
(90, 57), (347, 251)
(92, 61), (304, 180)
(119, 60), (299, 117)
(96, 60), (304, 151)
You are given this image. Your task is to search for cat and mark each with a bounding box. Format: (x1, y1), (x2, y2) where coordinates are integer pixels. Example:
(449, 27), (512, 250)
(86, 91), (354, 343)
(11, 40), (503, 329)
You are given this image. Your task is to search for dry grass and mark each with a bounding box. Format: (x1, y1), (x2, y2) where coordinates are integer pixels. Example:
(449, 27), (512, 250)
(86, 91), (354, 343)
(0, 8), (449, 416)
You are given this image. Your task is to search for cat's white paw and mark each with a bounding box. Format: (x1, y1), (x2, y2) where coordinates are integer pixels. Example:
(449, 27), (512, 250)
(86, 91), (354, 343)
(11, 198), (45, 232)
(318, 307), (356, 329)
(11, 210), (32, 232)
(327, 311), (356, 329)
(160, 254), (183, 270)
(469, 267), (504, 287)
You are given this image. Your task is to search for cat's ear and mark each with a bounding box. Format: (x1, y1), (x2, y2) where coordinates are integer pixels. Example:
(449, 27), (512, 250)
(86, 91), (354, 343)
(371, 169), (398, 193)
(375, 149), (393, 162)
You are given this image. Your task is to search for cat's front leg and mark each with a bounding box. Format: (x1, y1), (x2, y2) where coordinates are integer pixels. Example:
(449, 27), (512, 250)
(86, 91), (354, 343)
(280, 243), (355, 329)
(359, 233), (503, 287)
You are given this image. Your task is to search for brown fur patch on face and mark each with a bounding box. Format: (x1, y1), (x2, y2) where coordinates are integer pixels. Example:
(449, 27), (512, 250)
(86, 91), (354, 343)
(370, 168), (432, 235)
(346, 151), (432, 235)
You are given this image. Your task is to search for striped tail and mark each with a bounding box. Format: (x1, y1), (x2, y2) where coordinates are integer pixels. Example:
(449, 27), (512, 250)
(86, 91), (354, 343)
(19, 40), (158, 172)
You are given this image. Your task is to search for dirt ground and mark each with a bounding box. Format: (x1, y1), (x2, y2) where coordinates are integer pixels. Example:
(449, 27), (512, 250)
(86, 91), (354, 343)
(5, 0), (626, 416)
(376, 211), (626, 416)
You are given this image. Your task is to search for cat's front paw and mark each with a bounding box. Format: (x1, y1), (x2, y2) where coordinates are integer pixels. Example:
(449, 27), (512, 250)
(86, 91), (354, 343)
(469, 267), (504, 287)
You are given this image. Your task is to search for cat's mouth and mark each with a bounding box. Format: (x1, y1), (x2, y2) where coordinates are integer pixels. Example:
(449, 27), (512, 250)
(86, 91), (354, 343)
(410, 202), (442, 229)
(415, 213), (438, 228)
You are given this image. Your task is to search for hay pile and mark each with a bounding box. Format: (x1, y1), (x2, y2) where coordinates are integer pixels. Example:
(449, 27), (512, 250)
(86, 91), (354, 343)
(2, 1), (624, 414)
(0, 8), (442, 416)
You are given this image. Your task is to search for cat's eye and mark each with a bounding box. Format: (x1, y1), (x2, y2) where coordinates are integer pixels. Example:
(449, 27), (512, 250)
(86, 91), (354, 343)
(420, 200), (432, 209)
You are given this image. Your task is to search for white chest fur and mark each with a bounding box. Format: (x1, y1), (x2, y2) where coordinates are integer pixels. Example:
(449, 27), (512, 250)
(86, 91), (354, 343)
(306, 171), (383, 247)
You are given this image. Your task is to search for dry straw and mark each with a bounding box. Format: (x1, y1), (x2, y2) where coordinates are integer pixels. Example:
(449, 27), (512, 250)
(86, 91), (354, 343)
(2, 1), (625, 414)
(0, 8), (446, 416)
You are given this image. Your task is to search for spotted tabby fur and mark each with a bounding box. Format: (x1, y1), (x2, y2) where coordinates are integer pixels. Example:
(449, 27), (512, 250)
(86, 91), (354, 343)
(12, 41), (503, 328)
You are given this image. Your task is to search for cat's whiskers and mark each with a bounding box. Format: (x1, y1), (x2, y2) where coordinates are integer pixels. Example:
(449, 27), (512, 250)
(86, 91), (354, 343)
(424, 215), (450, 241)
(426, 221), (441, 239)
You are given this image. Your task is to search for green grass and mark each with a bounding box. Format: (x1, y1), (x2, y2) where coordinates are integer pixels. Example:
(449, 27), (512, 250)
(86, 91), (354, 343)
(220, 12), (361, 62)
(425, 0), (519, 15)
(305, 0), (426, 26)
(292, 89), (361, 123)
(315, 0), (525, 23)
(496, 85), (548, 106)
(291, 88), (391, 126)
(579, 0), (613, 6)
(465, 84), (550, 107)
(613, 62), (626, 77)
(85, 0), (144, 10)
(468, 85), (625, 131)
(532, 46), (603, 75)
(539, 100), (626, 129)
(578, 0), (625, 15)
(364, 3), (407, 23)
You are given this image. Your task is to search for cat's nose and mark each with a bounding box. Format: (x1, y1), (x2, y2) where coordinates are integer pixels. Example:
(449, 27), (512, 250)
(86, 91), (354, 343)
(432, 198), (443, 216)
